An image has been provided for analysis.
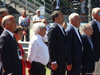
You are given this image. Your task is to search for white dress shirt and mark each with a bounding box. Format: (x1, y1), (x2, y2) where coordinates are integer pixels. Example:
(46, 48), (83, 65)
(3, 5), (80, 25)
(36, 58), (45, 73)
(94, 19), (100, 32)
(27, 34), (49, 65)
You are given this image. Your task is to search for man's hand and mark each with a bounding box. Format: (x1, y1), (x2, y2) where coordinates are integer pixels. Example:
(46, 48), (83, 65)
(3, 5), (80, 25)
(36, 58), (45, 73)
(67, 64), (72, 71)
(51, 63), (58, 70)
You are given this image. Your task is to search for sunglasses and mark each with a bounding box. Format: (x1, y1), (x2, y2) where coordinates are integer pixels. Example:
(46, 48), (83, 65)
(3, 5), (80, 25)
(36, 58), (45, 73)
(98, 12), (100, 15)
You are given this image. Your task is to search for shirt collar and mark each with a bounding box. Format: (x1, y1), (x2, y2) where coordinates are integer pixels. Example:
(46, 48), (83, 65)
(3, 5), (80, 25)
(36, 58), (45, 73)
(4, 29), (14, 37)
(36, 34), (43, 40)
(55, 23), (63, 29)
(71, 24), (78, 31)
(94, 19), (100, 24)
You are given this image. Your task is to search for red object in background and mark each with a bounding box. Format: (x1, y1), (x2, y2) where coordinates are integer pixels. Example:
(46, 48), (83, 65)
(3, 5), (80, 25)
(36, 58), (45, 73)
(23, 30), (27, 36)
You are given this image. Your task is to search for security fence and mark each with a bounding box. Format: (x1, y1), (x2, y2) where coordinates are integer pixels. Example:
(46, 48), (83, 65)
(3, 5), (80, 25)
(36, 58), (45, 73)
(30, 0), (100, 23)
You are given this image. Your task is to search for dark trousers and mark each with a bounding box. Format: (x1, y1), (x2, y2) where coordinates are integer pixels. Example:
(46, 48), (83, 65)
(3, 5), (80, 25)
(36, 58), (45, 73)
(67, 66), (81, 75)
(51, 64), (66, 75)
(29, 61), (46, 75)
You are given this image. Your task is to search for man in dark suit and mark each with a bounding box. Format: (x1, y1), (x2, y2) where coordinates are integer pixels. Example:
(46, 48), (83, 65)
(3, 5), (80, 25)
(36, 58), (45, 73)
(66, 13), (83, 75)
(48, 10), (67, 75)
(0, 15), (22, 75)
(0, 8), (9, 75)
(81, 24), (95, 75)
(91, 7), (100, 74)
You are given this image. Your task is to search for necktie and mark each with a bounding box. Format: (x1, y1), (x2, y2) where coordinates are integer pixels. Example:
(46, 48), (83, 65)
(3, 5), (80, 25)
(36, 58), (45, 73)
(78, 29), (84, 51)
(88, 36), (93, 50)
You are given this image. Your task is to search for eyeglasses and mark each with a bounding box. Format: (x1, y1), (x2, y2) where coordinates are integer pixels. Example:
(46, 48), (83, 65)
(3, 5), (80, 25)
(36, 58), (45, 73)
(98, 12), (100, 15)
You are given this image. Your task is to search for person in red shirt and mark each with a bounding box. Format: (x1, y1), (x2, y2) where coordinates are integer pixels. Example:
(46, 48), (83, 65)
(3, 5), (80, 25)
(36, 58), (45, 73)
(13, 26), (31, 75)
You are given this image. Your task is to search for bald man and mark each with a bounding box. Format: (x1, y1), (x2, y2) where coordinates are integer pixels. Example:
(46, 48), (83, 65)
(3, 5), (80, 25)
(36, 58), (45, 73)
(0, 15), (22, 75)
(19, 10), (30, 41)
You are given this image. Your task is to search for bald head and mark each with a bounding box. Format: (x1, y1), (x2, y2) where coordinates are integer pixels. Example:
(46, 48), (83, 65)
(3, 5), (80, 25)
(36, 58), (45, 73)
(2, 15), (17, 32)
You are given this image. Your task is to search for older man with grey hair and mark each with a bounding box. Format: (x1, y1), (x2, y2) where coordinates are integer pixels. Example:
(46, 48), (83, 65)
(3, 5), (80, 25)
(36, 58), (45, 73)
(66, 13), (83, 75)
(27, 23), (49, 75)
(91, 7), (100, 74)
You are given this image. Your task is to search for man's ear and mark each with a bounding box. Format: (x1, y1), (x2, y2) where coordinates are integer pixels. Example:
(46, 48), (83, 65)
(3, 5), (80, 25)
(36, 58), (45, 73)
(5, 22), (10, 28)
(55, 17), (58, 22)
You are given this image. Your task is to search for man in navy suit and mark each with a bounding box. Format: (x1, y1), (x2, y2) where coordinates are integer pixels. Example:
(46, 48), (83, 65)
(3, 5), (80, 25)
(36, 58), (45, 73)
(66, 13), (83, 75)
(0, 15), (22, 75)
(91, 7), (100, 74)
(0, 8), (9, 75)
(81, 24), (95, 75)
(48, 10), (67, 75)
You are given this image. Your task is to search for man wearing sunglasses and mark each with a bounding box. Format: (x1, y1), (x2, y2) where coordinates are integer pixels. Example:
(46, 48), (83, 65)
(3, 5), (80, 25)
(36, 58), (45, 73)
(91, 7), (100, 74)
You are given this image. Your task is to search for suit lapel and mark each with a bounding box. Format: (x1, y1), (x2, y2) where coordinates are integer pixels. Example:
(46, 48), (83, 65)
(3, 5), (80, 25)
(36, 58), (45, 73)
(55, 24), (66, 38)
(72, 26), (82, 44)
(92, 20), (99, 34)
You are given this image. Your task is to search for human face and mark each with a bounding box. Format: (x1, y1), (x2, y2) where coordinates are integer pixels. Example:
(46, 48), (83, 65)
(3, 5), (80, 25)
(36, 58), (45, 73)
(85, 26), (93, 36)
(62, 23), (67, 30)
(0, 12), (8, 25)
(15, 31), (23, 41)
(8, 17), (17, 32)
(22, 10), (26, 16)
(39, 27), (46, 37)
(36, 11), (40, 16)
(73, 16), (80, 28)
(96, 9), (100, 21)
(56, 13), (64, 25)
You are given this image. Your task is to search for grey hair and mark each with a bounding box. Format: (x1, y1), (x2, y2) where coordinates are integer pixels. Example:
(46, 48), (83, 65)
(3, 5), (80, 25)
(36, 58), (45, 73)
(92, 7), (100, 19)
(32, 23), (46, 35)
(69, 13), (79, 23)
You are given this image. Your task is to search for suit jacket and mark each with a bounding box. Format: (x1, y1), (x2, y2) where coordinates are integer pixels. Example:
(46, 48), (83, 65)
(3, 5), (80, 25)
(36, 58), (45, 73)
(66, 25), (82, 66)
(48, 23), (67, 66)
(0, 26), (3, 35)
(0, 25), (3, 75)
(82, 34), (95, 72)
(91, 20), (100, 62)
(0, 30), (22, 75)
